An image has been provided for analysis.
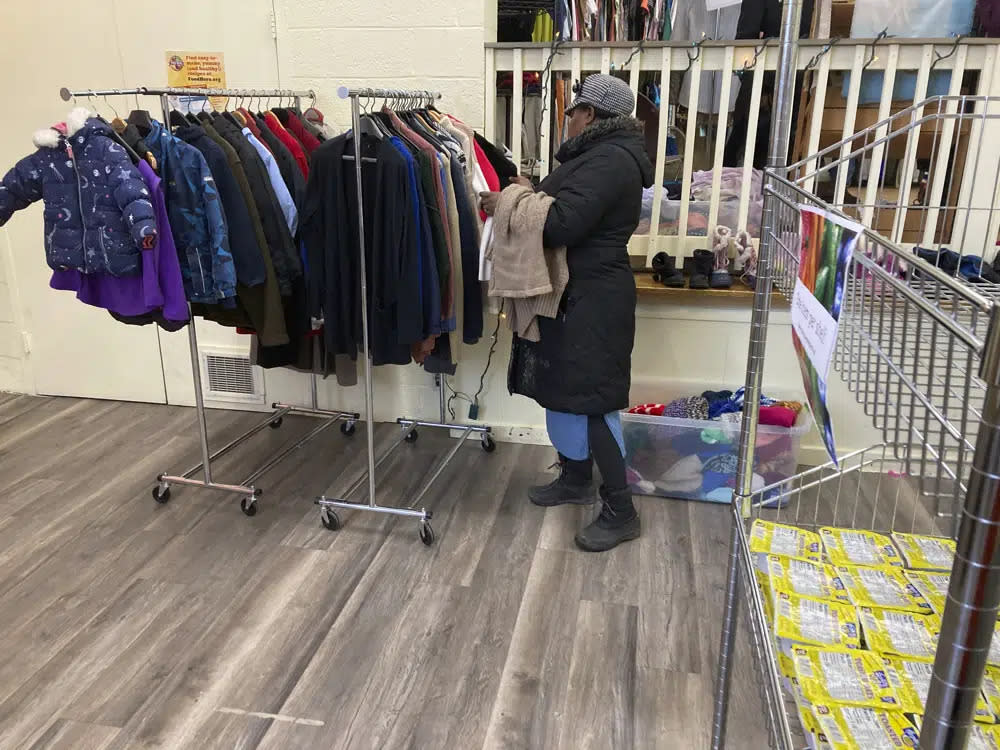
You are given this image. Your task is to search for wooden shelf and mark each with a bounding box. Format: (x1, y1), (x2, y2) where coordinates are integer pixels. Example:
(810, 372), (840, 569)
(634, 271), (788, 304)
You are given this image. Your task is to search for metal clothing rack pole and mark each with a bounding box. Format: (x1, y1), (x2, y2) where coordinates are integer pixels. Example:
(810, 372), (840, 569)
(315, 86), (495, 547)
(59, 85), (359, 517)
(710, 0), (802, 745)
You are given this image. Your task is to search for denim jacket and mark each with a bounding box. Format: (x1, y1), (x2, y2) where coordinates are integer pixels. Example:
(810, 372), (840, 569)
(145, 120), (236, 303)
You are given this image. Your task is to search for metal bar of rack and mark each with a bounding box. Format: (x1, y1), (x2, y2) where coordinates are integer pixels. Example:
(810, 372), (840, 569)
(706, 11), (1000, 746)
(314, 86), (495, 547)
(60, 85), (359, 517)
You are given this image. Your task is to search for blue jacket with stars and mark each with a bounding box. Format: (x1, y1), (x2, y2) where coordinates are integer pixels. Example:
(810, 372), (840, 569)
(144, 120), (236, 304)
(0, 111), (158, 277)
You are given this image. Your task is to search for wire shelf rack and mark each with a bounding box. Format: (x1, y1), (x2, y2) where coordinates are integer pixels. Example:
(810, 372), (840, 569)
(714, 95), (1000, 749)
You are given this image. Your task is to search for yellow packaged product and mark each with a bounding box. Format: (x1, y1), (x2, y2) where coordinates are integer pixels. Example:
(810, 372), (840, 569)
(773, 591), (861, 653)
(983, 667), (1000, 718)
(902, 570), (950, 615)
(767, 555), (851, 605)
(885, 656), (996, 722)
(750, 520), (824, 562)
(811, 704), (919, 749)
(964, 724), (1000, 750)
(911, 718), (1000, 749)
(991, 620), (1000, 667)
(891, 531), (956, 571)
(820, 527), (904, 568)
(753, 554), (776, 624)
(793, 684), (832, 750)
(792, 645), (906, 710)
(857, 606), (941, 659)
(836, 565), (934, 613)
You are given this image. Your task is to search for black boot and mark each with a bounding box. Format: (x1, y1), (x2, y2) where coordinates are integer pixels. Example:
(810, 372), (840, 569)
(529, 454), (596, 507)
(574, 486), (641, 552)
(651, 252), (685, 288)
(690, 250), (713, 290)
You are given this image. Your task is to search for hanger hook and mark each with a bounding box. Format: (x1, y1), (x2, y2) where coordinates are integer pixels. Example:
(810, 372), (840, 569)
(103, 93), (120, 120)
(683, 37), (707, 76)
(862, 28), (891, 71)
(804, 37), (840, 72)
(743, 39), (769, 72)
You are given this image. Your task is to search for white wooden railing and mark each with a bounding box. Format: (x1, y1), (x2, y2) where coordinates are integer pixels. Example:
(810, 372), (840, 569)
(485, 38), (1000, 262)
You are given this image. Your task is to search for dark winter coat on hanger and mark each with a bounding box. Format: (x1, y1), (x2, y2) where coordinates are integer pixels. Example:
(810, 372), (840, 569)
(508, 116), (654, 415)
(253, 115), (307, 207)
(302, 132), (423, 366)
(138, 117), (237, 303)
(175, 125), (267, 286)
(474, 132), (518, 186)
(118, 123), (156, 170)
(0, 108), (157, 277)
(207, 113), (301, 295)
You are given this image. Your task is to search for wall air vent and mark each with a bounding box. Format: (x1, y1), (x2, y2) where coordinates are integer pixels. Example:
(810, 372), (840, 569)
(200, 349), (264, 404)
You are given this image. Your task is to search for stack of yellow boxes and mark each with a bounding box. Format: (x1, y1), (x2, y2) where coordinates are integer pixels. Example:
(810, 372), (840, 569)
(749, 520), (1000, 750)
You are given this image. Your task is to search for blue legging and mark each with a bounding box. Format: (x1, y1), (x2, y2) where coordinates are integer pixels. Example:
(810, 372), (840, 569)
(545, 410), (627, 490)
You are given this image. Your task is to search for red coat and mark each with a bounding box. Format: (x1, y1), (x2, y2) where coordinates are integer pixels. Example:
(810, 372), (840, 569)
(263, 112), (309, 178)
(286, 112), (322, 154)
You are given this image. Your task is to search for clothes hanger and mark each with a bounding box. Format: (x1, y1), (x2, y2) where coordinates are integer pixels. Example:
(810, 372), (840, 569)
(105, 94), (128, 134)
(356, 94), (384, 140)
(126, 107), (153, 135)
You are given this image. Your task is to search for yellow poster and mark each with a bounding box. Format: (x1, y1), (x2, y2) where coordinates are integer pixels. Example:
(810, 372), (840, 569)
(165, 51), (226, 111)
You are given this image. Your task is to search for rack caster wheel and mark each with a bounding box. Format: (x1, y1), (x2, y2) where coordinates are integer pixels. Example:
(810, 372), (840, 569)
(269, 416), (283, 429)
(152, 485), (171, 504)
(320, 508), (341, 530)
(419, 522), (436, 546)
(240, 494), (260, 517)
(340, 421), (356, 437)
(404, 429), (419, 444)
(481, 435), (496, 453)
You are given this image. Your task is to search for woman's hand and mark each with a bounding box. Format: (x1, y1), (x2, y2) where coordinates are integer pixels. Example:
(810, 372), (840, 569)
(509, 175), (533, 188)
(480, 191), (501, 217)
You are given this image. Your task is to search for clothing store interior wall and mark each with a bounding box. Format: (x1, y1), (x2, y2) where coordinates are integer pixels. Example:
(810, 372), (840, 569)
(0, 0), (876, 459)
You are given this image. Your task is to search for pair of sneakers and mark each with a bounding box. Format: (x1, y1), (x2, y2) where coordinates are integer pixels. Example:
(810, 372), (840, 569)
(528, 454), (640, 552)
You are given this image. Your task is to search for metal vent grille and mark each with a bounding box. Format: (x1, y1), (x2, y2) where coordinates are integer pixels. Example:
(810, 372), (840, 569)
(200, 351), (263, 404)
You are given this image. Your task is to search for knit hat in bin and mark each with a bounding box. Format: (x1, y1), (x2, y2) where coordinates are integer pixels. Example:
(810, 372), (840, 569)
(567, 74), (635, 117)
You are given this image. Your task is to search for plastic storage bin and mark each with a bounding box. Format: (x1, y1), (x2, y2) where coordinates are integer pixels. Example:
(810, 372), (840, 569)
(622, 410), (813, 504)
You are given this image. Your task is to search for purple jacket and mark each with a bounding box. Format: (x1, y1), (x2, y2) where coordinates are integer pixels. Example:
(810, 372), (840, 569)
(50, 160), (188, 324)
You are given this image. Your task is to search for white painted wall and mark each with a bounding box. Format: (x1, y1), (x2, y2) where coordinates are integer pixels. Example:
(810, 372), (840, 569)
(0, 0), (877, 463)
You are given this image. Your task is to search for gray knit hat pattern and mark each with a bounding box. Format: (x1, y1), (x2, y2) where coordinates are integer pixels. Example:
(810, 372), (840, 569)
(567, 74), (635, 117)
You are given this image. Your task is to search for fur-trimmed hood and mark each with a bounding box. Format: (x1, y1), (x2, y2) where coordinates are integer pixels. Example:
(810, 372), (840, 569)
(32, 107), (103, 149)
(554, 116), (654, 188)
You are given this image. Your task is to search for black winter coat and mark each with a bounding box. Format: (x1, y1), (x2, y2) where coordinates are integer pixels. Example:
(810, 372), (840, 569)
(508, 116), (654, 415)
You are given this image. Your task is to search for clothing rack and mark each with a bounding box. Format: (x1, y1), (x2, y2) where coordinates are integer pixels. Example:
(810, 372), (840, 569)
(315, 86), (495, 547)
(59, 85), (359, 517)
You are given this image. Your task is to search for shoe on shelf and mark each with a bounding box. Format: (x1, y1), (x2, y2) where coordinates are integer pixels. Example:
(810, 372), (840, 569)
(529, 454), (596, 507)
(711, 269), (733, 289)
(574, 486), (642, 552)
(710, 226), (734, 289)
(651, 252), (686, 288)
(689, 249), (713, 290)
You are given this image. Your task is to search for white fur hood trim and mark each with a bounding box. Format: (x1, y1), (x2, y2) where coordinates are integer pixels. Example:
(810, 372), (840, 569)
(32, 107), (94, 149)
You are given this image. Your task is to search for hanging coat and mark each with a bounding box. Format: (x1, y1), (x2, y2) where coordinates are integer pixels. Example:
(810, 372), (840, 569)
(508, 116), (654, 415)
(0, 109), (157, 277)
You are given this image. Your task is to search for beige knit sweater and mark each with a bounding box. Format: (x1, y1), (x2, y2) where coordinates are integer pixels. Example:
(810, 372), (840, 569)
(486, 185), (568, 342)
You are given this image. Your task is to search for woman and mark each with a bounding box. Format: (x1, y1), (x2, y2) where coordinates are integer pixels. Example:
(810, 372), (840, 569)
(481, 74), (654, 552)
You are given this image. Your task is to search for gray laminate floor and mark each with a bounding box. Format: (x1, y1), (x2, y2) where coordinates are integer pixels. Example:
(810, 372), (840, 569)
(0, 394), (771, 750)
